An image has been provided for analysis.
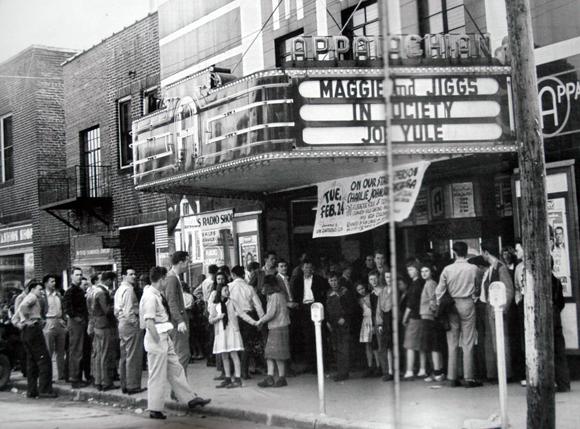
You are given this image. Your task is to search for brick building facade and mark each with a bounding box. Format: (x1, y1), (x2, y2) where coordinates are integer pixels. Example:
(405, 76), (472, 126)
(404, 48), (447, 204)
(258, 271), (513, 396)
(0, 46), (76, 293)
(42, 12), (168, 277)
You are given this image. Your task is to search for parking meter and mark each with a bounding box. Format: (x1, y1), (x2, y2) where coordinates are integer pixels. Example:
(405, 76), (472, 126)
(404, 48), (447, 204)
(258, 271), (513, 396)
(310, 302), (325, 415)
(489, 281), (509, 428)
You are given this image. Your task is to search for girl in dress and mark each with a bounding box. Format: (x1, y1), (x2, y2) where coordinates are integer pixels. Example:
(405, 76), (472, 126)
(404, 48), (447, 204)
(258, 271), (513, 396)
(356, 281), (378, 377)
(419, 264), (445, 382)
(208, 279), (245, 388)
(256, 275), (291, 388)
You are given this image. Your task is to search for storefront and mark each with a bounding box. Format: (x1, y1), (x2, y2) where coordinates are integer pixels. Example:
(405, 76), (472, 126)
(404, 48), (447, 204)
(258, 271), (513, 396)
(0, 224), (34, 301)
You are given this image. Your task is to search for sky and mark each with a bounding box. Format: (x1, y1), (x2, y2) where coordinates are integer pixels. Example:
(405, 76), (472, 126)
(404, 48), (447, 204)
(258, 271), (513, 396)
(0, 0), (157, 63)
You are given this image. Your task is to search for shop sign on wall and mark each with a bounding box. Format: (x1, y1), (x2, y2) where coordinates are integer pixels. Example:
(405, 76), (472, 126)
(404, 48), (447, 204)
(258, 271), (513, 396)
(295, 70), (514, 152)
(452, 182), (476, 218)
(313, 161), (430, 238)
(0, 225), (33, 248)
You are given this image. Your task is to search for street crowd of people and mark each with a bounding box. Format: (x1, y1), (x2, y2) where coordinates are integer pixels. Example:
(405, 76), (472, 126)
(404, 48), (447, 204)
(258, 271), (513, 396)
(7, 241), (571, 418)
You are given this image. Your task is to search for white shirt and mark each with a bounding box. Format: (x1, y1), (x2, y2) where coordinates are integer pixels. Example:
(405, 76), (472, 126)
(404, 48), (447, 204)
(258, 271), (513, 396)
(200, 277), (214, 303)
(277, 273), (292, 301)
(228, 278), (265, 324)
(45, 290), (62, 318)
(114, 281), (139, 325)
(303, 276), (314, 304)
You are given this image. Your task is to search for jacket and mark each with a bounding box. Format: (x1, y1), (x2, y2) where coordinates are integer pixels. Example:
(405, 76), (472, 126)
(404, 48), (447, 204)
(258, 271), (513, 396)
(290, 274), (328, 304)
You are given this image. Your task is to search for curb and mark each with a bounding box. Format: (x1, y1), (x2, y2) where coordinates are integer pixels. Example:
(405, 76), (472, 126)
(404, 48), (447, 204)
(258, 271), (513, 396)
(10, 380), (390, 429)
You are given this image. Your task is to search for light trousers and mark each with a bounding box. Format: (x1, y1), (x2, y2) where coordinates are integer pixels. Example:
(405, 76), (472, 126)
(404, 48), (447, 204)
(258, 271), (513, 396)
(145, 331), (194, 412)
(43, 318), (66, 380)
(118, 322), (144, 390)
(447, 298), (476, 381)
(93, 327), (115, 386)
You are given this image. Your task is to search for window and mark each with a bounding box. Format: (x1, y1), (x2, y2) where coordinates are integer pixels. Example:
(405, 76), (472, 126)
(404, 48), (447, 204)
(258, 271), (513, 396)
(341, 1), (380, 59)
(118, 97), (132, 168)
(419, 0), (466, 34)
(0, 114), (13, 182)
(143, 87), (160, 116)
(81, 126), (102, 197)
(275, 28), (304, 67)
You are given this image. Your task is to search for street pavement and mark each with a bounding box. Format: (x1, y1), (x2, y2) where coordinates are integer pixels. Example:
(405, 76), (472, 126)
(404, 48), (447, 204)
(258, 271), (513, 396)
(8, 360), (580, 429)
(0, 391), (285, 429)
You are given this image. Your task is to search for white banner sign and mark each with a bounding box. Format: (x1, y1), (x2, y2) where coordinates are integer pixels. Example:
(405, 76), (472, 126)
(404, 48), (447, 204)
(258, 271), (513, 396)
(313, 161), (430, 238)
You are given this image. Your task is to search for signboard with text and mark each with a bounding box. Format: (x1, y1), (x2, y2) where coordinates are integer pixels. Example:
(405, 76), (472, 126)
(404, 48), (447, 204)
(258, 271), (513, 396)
(312, 161), (430, 238)
(294, 68), (514, 152)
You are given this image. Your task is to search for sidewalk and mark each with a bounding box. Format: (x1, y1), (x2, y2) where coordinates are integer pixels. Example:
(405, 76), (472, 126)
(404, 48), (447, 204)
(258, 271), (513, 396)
(10, 361), (580, 429)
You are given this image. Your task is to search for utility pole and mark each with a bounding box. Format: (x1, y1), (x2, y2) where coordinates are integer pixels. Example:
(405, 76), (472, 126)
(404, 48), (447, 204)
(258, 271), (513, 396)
(504, 1), (555, 428)
(378, 1), (401, 429)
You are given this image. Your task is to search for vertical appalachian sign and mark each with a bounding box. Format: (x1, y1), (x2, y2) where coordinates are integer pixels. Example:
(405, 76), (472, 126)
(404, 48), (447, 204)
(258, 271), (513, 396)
(505, 1), (555, 428)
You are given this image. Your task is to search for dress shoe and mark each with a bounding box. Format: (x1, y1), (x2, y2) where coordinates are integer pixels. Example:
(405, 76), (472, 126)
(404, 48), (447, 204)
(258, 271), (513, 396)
(216, 378), (232, 388)
(39, 391), (58, 398)
(226, 378), (242, 388)
(444, 379), (460, 388)
(126, 387), (147, 395)
(100, 384), (117, 391)
(213, 373), (225, 381)
(273, 377), (287, 387)
(257, 376), (275, 388)
(463, 379), (483, 388)
(71, 381), (88, 389)
(382, 374), (394, 382)
(149, 411), (167, 420)
(188, 396), (211, 408)
(121, 388), (128, 394)
(26, 392), (39, 398)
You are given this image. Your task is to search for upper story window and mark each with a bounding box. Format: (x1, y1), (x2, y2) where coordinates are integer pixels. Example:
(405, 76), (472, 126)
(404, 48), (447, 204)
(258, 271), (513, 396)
(0, 114), (14, 183)
(118, 97), (132, 168)
(419, 0), (466, 34)
(81, 126), (102, 197)
(342, 0), (380, 37)
(143, 87), (160, 116)
(275, 28), (304, 67)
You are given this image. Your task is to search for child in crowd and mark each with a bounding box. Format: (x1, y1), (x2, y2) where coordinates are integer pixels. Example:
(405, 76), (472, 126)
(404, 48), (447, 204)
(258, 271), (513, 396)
(419, 264), (445, 382)
(326, 271), (353, 382)
(256, 275), (291, 388)
(402, 262), (427, 380)
(356, 281), (379, 377)
(208, 275), (245, 389)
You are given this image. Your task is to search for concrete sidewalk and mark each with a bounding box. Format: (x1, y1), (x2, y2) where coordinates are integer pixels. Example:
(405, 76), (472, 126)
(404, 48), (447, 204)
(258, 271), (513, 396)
(10, 361), (580, 429)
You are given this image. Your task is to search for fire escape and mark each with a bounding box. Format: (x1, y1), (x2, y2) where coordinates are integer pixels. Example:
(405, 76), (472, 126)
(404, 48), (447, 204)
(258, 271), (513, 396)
(38, 165), (112, 231)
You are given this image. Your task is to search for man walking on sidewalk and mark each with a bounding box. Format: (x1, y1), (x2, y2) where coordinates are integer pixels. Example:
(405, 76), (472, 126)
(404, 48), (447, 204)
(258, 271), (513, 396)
(92, 271), (117, 391)
(436, 241), (482, 388)
(140, 266), (211, 420)
(114, 267), (145, 394)
(42, 274), (67, 382)
(63, 267), (89, 389)
(166, 251), (191, 371)
(18, 280), (57, 398)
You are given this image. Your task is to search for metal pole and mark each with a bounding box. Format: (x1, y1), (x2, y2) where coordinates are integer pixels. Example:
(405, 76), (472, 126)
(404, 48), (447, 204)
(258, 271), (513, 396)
(494, 307), (509, 428)
(378, 1), (401, 428)
(314, 320), (326, 415)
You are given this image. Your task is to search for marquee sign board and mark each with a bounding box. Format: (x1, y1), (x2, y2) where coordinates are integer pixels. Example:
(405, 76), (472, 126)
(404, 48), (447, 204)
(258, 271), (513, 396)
(293, 67), (515, 152)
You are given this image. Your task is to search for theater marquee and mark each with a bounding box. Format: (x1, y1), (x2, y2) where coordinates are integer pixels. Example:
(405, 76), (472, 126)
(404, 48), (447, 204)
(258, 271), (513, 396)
(293, 66), (515, 153)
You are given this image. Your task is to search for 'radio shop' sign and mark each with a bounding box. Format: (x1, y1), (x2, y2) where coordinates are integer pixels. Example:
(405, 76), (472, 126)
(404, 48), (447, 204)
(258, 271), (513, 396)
(295, 68), (514, 151)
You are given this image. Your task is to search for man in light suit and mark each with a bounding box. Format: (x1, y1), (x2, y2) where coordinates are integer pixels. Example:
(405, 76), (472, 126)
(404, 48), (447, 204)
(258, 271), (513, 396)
(165, 251), (191, 372)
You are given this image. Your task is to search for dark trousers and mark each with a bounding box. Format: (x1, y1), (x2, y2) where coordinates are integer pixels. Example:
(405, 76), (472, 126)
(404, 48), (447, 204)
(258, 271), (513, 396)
(297, 304), (316, 369)
(330, 323), (350, 377)
(93, 327), (115, 387)
(238, 312), (259, 378)
(554, 319), (570, 391)
(509, 301), (526, 380)
(22, 324), (53, 395)
(67, 318), (86, 382)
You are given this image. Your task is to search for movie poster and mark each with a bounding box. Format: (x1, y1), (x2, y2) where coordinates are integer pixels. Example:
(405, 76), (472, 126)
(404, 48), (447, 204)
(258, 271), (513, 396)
(548, 198), (571, 296)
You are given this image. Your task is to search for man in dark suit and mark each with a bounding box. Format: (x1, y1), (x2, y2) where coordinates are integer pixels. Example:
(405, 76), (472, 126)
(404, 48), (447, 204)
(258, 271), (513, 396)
(290, 259), (328, 371)
(165, 251), (191, 372)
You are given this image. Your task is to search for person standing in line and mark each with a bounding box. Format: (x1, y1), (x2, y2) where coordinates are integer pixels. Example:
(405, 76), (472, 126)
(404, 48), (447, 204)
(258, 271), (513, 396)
(402, 261), (427, 380)
(85, 273), (99, 384)
(480, 244), (514, 382)
(195, 264), (218, 367)
(165, 251), (192, 372)
(257, 274), (291, 388)
(209, 280), (245, 388)
(325, 272), (353, 382)
(18, 280), (57, 398)
(63, 267), (89, 389)
(114, 267), (145, 394)
(141, 266), (211, 420)
(42, 274), (67, 382)
(375, 271), (394, 381)
(92, 271), (118, 391)
(435, 241), (482, 388)
(262, 251), (278, 276)
(228, 265), (263, 380)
